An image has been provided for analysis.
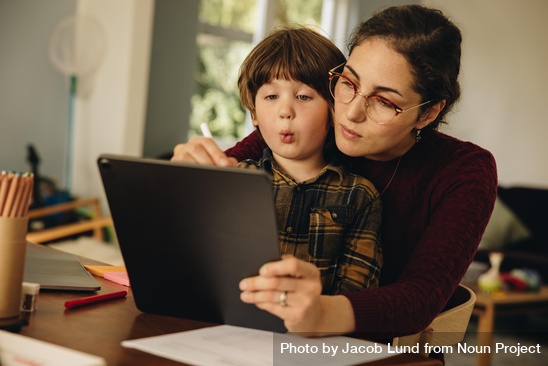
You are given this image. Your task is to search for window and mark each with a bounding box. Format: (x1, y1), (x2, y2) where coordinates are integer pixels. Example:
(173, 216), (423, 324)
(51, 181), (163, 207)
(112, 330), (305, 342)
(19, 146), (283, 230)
(191, 0), (324, 143)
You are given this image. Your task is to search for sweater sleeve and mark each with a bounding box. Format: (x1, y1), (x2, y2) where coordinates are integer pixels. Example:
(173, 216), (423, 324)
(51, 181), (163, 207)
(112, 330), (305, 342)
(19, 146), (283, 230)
(344, 148), (497, 339)
(224, 130), (266, 161)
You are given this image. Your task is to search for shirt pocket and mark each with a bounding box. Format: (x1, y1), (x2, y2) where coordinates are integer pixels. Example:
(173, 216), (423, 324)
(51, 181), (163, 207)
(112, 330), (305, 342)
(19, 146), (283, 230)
(308, 205), (353, 259)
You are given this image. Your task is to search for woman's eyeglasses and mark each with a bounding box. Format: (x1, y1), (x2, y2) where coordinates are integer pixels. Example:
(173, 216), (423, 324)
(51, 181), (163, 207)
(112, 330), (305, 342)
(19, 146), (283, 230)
(328, 62), (431, 125)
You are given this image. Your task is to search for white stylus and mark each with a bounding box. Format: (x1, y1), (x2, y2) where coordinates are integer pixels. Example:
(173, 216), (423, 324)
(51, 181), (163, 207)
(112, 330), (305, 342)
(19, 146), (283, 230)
(200, 123), (213, 138)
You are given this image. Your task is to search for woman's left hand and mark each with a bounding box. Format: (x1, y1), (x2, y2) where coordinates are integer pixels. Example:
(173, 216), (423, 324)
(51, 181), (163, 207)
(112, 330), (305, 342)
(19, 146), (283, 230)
(239, 255), (356, 336)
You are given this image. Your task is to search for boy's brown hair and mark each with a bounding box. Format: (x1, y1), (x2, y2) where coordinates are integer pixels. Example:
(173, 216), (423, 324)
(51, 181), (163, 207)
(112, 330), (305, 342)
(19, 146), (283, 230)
(238, 26), (346, 122)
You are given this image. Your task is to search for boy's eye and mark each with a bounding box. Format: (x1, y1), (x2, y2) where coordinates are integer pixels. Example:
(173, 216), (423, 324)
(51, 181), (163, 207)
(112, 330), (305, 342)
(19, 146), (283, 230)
(265, 95), (278, 100)
(297, 95), (311, 101)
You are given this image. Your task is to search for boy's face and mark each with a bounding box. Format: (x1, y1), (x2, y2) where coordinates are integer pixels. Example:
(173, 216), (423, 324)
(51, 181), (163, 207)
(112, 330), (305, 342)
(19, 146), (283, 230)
(253, 78), (330, 165)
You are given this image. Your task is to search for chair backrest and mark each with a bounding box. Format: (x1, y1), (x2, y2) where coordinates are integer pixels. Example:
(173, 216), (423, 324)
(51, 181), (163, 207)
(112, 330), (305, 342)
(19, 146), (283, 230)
(392, 284), (476, 356)
(27, 197), (113, 244)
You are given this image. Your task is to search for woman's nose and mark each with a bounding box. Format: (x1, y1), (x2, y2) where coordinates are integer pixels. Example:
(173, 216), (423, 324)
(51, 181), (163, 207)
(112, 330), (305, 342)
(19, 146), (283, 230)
(344, 97), (367, 123)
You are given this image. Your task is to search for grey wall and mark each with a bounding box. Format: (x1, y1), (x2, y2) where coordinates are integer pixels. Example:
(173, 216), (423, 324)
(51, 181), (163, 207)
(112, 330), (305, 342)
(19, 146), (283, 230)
(143, 0), (200, 159)
(0, 0), (75, 186)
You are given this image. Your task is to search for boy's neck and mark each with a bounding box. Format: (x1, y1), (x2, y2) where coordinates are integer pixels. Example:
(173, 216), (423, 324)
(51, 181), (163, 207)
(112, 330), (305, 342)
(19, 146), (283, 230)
(272, 153), (327, 183)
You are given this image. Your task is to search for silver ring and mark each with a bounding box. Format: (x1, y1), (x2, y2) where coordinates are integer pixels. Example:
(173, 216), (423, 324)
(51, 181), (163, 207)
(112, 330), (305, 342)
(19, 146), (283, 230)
(279, 291), (288, 307)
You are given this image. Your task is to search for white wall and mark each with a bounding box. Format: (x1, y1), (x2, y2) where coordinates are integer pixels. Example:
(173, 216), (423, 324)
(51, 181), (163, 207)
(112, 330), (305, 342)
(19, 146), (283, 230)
(71, 0), (154, 200)
(350, 0), (548, 189)
(425, 0), (548, 188)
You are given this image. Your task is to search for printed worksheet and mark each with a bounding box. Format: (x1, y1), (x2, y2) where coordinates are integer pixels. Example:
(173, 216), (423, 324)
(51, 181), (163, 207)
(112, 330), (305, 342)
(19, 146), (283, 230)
(122, 325), (394, 366)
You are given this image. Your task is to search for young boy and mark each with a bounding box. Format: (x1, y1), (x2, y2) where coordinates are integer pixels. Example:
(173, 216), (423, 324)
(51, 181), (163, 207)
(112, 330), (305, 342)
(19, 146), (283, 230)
(236, 27), (382, 295)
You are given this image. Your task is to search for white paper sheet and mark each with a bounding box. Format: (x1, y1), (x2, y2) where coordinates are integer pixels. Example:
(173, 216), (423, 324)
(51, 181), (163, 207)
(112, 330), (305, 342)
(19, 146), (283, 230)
(122, 325), (395, 366)
(0, 330), (106, 366)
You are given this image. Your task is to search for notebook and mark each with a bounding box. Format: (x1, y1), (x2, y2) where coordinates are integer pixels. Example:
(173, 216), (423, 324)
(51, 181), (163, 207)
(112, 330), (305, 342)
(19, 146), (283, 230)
(97, 154), (285, 333)
(24, 243), (101, 291)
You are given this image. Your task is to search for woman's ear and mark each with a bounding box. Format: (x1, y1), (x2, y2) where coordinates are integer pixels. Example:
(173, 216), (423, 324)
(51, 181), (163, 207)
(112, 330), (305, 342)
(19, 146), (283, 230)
(416, 100), (446, 130)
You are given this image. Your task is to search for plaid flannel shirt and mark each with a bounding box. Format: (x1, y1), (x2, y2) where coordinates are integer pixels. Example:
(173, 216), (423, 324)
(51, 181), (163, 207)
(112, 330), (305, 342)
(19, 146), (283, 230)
(238, 149), (382, 294)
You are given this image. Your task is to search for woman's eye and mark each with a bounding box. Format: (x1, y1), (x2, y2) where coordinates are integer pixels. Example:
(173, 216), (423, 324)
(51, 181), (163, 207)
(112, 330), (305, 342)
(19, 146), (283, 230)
(338, 75), (357, 89)
(297, 95), (312, 101)
(375, 97), (394, 109)
(341, 80), (355, 90)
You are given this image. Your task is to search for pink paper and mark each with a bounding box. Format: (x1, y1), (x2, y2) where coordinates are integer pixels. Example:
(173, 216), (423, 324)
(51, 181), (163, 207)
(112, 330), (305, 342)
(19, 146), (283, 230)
(104, 271), (130, 287)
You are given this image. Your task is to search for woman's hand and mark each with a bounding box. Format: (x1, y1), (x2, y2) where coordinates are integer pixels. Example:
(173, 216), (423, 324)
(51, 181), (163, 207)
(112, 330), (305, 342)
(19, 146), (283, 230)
(239, 255), (356, 336)
(171, 137), (238, 167)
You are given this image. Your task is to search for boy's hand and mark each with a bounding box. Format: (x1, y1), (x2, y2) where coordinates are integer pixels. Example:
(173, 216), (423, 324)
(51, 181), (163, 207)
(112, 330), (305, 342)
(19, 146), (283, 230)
(171, 137), (237, 167)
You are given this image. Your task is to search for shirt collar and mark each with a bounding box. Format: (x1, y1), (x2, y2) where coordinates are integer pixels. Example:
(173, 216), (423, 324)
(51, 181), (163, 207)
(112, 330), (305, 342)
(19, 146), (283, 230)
(259, 148), (346, 184)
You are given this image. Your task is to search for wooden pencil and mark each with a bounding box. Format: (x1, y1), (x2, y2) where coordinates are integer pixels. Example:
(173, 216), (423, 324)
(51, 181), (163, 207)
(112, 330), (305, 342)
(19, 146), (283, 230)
(0, 172), (6, 214)
(15, 173), (32, 217)
(22, 174), (34, 217)
(10, 173), (26, 217)
(0, 172), (13, 216)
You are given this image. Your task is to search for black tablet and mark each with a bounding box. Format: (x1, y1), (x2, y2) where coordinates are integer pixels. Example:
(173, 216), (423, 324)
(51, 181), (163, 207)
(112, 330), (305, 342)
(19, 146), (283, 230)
(97, 154), (285, 332)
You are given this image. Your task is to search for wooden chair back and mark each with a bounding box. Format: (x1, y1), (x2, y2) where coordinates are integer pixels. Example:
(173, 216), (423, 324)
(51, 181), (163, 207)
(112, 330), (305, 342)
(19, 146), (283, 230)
(392, 284), (476, 356)
(26, 197), (113, 244)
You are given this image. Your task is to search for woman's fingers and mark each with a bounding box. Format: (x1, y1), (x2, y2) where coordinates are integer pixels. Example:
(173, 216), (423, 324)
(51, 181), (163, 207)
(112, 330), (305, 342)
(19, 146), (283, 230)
(239, 257), (322, 322)
(239, 252), (354, 335)
(239, 256), (321, 296)
(240, 289), (291, 306)
(259, 255), (321, 279)
(240, 272), (294, 293)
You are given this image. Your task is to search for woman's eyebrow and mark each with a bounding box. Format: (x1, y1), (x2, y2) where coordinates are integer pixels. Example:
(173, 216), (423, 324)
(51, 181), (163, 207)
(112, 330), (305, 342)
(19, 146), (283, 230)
(375, 85), (404, 98)
(346, 64), (360, 80)
(345, 64), (404, 98)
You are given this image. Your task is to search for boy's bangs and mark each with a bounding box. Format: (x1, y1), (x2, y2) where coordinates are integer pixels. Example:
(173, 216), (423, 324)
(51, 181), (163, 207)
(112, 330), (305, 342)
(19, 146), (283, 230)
(257, 35), (323, 85)
(255, 51), (308, 85)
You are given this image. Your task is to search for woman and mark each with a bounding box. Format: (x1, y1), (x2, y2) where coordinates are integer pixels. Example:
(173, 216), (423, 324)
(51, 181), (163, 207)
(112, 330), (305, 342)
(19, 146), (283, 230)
(172, 4), (497, 343)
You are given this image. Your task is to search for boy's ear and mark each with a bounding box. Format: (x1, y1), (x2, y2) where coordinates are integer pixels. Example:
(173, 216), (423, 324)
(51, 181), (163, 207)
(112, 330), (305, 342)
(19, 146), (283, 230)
(416, 100), (446, 130)
(252, 118), (259, 127)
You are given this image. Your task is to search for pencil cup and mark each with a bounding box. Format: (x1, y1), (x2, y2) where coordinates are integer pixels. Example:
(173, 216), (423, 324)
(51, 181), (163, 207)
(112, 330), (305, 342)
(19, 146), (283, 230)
(0, 216), (29, 319)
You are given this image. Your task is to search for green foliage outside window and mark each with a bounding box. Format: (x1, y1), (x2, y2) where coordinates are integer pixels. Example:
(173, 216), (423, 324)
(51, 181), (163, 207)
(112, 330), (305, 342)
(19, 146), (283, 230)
(191, 0), (323, 140)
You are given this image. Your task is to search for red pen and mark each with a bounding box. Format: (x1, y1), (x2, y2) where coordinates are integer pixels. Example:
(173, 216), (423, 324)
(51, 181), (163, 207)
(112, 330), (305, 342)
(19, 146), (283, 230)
(64, 290), (128, 309)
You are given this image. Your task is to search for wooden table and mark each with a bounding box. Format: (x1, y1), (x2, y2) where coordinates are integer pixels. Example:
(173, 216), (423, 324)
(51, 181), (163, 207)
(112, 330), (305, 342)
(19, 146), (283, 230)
(10, 244), (441, 366)
(471, 285), (548, 366)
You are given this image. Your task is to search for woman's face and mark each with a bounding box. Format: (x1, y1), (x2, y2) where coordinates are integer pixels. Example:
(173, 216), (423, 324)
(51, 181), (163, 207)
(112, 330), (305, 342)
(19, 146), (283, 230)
(333, 38), (437, 161)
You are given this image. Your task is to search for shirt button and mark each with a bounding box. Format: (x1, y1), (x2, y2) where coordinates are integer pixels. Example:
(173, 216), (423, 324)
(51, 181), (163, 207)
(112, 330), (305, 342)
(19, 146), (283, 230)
(286, 226), (293, 234)
(331, 212), (338, 219)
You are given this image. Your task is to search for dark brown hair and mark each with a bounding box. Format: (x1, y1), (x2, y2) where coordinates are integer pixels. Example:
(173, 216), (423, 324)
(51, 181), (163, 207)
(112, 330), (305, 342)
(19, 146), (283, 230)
(348, 5), (462, 130)
(238, 26), (346, 122)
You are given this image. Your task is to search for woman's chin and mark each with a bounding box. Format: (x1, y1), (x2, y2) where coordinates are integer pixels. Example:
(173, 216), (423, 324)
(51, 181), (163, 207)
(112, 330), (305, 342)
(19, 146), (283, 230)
(335, 137), (366, 158)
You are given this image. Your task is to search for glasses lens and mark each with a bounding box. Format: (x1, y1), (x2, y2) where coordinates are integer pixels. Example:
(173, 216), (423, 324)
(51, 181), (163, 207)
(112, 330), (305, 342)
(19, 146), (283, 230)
(367, 96), (397, 125)
(330, 75), (355, 104)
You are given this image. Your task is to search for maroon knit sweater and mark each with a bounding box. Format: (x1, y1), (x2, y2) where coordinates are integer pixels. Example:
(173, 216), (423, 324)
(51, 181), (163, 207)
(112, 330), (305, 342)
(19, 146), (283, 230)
(226, 130), (497, 339)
